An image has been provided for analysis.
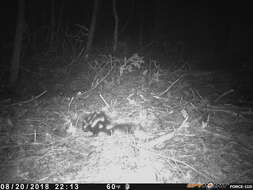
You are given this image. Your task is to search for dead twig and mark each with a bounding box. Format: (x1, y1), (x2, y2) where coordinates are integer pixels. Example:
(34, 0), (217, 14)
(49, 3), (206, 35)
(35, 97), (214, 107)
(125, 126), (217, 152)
(146, 114), (189, 148)
(134, 135), (212, 181)
(99, 93), (111, 110)
(158, 75), (183, 97)
(68, 97), (74, 112)
(79, 57), (114, 98)
(10, 90), (47, 106)
(214, 89), (234, 103)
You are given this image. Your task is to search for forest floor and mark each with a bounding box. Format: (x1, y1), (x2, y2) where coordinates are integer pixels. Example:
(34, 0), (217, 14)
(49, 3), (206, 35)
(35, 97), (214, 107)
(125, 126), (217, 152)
(0, 53), (253, 183)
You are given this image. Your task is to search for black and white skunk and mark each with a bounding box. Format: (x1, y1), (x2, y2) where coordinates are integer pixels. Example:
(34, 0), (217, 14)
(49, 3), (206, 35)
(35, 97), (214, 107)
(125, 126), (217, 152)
(82, 111), (135, 136)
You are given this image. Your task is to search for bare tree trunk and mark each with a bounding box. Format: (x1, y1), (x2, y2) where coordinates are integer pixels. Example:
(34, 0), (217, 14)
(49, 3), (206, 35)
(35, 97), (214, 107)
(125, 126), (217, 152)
(9, 0), (25, 86)
(139, 10), (144, 48)
(50, 0), (56, 45)
(112, 0), (119, 53)
(57, 0), (65, 33)
(153, 0), (167, 41)
(85, 0), (100, 57)
(119, 0), (134, 35)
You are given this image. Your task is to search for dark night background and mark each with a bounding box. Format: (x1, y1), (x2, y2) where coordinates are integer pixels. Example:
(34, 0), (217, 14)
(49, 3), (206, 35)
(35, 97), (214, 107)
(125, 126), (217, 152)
(0, 0), (252, 97)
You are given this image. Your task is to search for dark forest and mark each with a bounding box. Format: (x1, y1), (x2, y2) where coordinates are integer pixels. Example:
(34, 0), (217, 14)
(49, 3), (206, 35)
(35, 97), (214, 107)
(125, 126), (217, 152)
(0, 0), (252, 184)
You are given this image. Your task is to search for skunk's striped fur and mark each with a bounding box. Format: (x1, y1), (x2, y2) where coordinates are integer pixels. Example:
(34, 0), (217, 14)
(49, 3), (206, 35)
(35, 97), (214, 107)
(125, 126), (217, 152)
(82, 111), (134, 136)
